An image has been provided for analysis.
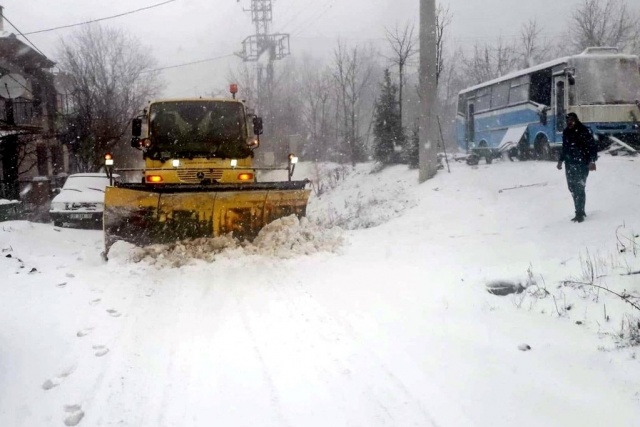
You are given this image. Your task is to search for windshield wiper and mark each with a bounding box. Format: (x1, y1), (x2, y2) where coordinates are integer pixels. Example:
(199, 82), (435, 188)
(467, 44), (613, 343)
(87, 187), (105, 192)
(64, 188), (81, 192)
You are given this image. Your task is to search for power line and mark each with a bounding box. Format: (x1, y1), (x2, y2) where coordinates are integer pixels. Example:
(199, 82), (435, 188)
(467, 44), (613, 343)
(275, 0), (326, 35)
(23, 0), (177, 35)
(143, 54), (236, 73)
(290, 0), (336, 37)
(2, 14), (48, 58)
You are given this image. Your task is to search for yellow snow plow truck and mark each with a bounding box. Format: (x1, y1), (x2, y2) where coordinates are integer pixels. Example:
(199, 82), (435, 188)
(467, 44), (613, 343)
(102, 89), (310, 257)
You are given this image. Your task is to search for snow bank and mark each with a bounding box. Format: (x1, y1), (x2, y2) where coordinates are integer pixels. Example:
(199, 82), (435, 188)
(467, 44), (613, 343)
(109, 216), (344, 267)
(306, 163), (418, 230)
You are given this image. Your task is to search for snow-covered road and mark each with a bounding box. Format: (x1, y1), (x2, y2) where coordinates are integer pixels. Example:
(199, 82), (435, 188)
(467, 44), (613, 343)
(1, 157), (639, 426)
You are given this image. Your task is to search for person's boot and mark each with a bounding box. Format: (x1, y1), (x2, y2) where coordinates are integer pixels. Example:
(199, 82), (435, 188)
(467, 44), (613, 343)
(574, 214), (585, 223)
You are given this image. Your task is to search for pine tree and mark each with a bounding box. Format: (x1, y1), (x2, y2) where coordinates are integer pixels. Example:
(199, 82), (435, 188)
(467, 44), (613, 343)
(373, 69), (404, 165)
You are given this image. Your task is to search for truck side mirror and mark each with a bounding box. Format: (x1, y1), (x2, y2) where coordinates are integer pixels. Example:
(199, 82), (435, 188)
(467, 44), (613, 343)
(253, 116), (263, 136)
(132, 118), (142, 137)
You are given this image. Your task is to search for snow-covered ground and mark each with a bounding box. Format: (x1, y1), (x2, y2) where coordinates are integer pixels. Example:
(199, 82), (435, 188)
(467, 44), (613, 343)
(1, 156), (639, 426)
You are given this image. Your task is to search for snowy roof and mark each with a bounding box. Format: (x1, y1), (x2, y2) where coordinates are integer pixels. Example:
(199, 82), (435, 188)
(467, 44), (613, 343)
(66, 173), (112, 178)
(459, 48), (640, 96)
(151, 97), (243, 104)
(0, 198), (20, 205)
(0, 32), (55, 68)
(459, 56), (570, 95)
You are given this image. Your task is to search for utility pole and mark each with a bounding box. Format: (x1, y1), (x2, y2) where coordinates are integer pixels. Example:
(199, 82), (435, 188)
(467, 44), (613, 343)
(419, 0), (439, 182)
(236, 0), (290, 120)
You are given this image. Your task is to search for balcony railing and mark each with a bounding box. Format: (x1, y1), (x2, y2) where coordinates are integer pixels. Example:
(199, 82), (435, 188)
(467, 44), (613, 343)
(0, 98), (39, 127)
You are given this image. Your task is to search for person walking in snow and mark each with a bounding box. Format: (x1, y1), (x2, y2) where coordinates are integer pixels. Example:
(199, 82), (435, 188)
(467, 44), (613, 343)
(556, 112), (597, 223)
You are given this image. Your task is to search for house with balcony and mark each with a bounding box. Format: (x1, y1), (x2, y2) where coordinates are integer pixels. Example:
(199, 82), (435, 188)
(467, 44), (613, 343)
(0, 6), (70, 219)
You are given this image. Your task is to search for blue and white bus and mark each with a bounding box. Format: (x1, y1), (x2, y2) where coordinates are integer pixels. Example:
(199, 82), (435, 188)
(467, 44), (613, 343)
(456, 47), (640, 163)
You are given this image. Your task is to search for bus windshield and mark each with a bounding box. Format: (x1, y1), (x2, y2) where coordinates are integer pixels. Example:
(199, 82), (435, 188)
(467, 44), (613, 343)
(572, 56), (640, 105)
(148, 101), (251, 159)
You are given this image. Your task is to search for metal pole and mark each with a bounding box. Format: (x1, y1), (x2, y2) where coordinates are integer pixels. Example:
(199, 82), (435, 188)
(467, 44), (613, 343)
(418, 0), (439, 182)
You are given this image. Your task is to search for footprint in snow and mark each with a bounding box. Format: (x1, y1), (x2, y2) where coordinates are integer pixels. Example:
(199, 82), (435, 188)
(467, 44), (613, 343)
(63, 404), (85, 426)
(66, 273), (75, 278)
(106, 309), (121, 318)
(76, 327), (94, 338)
(42, 365), (76, 390)
(57, 282), (68, 288)
(89, 298), (101, 306)
(93, 345), (110, 357)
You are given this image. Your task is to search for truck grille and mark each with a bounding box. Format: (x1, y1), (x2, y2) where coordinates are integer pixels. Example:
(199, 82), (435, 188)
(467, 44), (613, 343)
(177, 169), (224, 183)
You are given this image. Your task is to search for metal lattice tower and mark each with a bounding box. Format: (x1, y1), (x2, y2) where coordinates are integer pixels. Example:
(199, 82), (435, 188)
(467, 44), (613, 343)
(236, 0), (290, 117)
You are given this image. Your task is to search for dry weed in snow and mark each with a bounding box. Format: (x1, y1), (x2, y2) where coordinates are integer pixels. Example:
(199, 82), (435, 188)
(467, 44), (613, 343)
(108, 216), (343, 267)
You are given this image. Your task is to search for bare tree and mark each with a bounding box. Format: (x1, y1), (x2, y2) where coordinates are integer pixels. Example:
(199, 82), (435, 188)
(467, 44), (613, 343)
(519, 19), (553, 68)
(435, 3), (453, 85)
(385, 5), (451, 130)
(569, 0), (640, 53)
(300, 58), (334, 161)
(462, 39), (519, 84)
(57, 24), (162, 172)
(332, 41), (377, 166)
(269, 57), (305, 159)
(385, 23), (416, 128)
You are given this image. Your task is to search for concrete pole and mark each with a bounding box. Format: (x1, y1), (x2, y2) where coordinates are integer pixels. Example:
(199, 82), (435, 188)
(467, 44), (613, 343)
(418, 0), (439, 182)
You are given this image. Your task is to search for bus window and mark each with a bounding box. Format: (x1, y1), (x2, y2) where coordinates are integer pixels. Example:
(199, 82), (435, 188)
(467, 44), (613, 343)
(457, 95), (466, 115)
(555, 80), (566, 132)
(492, 82), (510, 108)
(476, 88), (491, 111)
(530, 69), (552, 106)
(568, 80), (576, 106)
(510, 82), (529, 104)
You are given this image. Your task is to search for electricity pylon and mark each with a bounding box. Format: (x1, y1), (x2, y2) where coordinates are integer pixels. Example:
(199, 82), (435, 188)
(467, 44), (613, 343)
(236, 0), (290, 117)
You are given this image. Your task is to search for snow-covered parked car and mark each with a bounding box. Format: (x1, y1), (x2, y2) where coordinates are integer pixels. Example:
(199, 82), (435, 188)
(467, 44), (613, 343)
(49, 173), (119, 228)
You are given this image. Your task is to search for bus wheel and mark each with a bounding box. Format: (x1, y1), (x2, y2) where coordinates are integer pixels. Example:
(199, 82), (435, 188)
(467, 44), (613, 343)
(534, 136), (551, 161)
(466, 153), (480, 166)
(517, 140), (531, 161)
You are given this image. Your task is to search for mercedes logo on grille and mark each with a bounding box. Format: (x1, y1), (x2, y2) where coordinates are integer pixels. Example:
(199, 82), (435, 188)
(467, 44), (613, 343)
(196, 172), (205, 179)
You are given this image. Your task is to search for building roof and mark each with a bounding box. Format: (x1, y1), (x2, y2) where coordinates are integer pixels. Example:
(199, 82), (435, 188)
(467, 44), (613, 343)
(0, 32), (55, 69)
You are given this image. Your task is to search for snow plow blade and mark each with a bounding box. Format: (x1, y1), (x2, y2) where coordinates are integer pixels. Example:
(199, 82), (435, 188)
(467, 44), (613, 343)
(103, 181), (311, 257)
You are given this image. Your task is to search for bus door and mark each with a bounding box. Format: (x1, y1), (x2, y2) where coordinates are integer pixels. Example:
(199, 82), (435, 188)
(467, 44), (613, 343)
(466, 103), (475, 149)
(553, 75), (567, 140)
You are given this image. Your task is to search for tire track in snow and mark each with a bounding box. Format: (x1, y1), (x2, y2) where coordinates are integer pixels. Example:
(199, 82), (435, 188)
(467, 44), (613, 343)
(227, 260), (446, 427)
(284, 267), (481, 427)
(230, 281), (294, 427)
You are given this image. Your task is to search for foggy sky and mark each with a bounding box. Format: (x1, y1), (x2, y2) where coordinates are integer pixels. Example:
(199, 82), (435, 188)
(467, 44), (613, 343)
(1, 0), (619, 98)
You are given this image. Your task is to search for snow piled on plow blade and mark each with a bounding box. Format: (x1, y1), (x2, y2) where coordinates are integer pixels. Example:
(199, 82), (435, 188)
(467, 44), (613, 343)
(107, 215), (344, 267)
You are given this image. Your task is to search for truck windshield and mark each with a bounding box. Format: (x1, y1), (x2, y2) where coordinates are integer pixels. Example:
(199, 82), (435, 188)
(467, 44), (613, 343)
(148, 101), (251, 159)
(572, 55), (640, 105)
